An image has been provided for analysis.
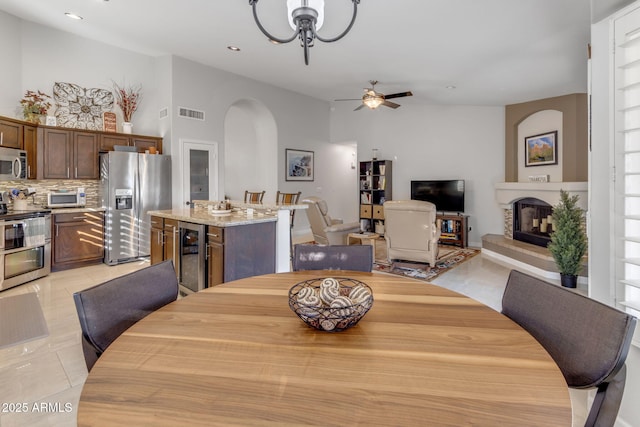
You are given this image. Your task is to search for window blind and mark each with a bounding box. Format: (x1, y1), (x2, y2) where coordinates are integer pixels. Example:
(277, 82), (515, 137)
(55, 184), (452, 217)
(614, 8), (640, 346)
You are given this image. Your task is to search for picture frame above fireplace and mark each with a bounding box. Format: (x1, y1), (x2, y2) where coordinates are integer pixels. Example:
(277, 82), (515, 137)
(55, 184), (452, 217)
(525, 131), (558, 167)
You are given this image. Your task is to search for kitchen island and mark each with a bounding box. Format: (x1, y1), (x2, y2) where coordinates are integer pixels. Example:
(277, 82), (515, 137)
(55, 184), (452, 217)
(149, 205), (288, 295)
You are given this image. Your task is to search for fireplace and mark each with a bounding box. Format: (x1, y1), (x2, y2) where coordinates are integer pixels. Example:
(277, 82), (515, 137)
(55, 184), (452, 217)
(513, 198), (553, 247)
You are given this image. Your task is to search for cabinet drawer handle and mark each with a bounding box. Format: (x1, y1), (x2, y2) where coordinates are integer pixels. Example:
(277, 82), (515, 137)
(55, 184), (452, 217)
(0, 131), (3, 145)
(67, 167), (70, 178)
(55, 224), (59, 237)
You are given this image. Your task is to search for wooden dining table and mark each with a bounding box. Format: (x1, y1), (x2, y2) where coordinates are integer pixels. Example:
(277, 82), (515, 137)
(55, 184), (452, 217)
(77, 271), (572, 426)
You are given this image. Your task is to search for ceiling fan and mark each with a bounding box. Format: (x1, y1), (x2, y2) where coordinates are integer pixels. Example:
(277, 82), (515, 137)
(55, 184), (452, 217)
(335, 80), (413, 111)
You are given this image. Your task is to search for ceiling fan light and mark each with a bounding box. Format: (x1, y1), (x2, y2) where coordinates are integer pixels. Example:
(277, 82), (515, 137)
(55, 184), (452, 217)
(363, 95), (384, 109)
(287, 0), (324, 30)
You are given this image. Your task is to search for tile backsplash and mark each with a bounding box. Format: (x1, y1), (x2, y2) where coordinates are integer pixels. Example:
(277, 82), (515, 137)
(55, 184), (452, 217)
(2, 180), (100, 208)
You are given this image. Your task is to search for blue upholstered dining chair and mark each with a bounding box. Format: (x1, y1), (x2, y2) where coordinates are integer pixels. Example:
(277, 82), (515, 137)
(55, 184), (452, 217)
(501, 270), (637, 427)
(292, 244), (373, 272)
(73, 260), (179, 371)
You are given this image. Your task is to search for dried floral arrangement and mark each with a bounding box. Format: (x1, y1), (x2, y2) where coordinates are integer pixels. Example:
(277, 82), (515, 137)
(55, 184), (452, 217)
(20, 90), (52, 122)
(113, 81), (142, 123)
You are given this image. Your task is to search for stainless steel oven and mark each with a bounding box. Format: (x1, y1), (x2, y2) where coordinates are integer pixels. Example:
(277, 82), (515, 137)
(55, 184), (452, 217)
(0, 211), (51, 292)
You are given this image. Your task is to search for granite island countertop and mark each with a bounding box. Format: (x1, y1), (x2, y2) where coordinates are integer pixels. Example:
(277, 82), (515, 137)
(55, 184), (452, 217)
(148, 207), (278, 227)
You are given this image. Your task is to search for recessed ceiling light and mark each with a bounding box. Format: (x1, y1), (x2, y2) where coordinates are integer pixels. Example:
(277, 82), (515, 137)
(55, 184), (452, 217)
(445, 85), (456, 90)
(65, 12), (83, 20)
(227, 46), (241, 52)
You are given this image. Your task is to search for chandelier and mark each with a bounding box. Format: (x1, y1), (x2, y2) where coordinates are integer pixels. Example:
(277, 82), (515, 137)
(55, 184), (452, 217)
(249, 0), (360, 65)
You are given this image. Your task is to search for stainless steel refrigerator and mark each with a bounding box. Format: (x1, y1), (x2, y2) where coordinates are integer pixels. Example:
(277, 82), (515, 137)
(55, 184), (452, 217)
(100, 151), (172, 265)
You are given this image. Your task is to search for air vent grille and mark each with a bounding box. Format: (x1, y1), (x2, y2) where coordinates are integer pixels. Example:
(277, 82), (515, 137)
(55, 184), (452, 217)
(178, 107), (205, 121)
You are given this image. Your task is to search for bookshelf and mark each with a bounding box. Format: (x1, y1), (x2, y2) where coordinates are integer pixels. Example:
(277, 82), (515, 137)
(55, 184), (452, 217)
(437, 214), (469, 248)
(359, 160), (392, 233)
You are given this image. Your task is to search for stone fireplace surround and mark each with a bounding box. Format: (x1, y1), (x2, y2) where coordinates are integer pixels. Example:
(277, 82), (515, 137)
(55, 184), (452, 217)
(482, 181), (588, 280)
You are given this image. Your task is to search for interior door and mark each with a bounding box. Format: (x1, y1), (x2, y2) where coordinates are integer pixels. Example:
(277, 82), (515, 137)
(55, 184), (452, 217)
(181, 140), (218, 207)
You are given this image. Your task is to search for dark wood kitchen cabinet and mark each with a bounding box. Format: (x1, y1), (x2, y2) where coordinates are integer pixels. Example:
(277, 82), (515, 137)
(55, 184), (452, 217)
(0, 117), (22, 149)
(23, 124), (37, 178)
(0, 115), (163, 177)
(150, 216), (164, 265)
(52, 211), (105, 271)
(100, 133), (163, 153)
(36, 127), (99, 179)
(150, 216), (178, 271)
(207, 226), (224, 287)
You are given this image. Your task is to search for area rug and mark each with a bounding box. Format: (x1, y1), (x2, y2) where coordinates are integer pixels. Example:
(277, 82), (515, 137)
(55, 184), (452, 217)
(0, 293), (49, 350)
(374, 240), (480, 282)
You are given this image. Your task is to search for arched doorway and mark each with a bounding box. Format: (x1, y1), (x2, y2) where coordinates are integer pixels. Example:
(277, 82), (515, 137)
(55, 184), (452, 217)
(224, 99), (277, 202)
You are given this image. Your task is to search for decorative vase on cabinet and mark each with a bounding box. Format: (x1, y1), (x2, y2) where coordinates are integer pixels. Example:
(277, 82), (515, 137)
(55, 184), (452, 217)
(25, 113), (45, 125)
(122, 122), (133, 134)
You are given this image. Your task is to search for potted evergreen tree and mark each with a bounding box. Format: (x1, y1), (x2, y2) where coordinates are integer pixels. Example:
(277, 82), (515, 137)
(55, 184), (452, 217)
(547, 190), (587, 288)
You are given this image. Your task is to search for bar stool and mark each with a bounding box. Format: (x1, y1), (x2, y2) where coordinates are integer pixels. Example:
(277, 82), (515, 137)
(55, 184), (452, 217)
(276, 191), (301, 228)
(244, 191), (265, 203)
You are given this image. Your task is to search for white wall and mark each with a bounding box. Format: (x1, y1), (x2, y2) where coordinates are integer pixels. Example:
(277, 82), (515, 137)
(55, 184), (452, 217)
(224, 99), (278, 202)
(0, 13), (350, 228)
(0, 10), (507, 246)
(167, 56), (336, 217)
(330, 102), (506, 247)
(18, 20), (159, 135)
(0, 11), (21, 116)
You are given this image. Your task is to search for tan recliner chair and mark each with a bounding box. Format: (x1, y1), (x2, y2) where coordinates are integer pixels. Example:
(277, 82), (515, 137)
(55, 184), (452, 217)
(302, 196), (361, 245)
(383, 200), (441, 267)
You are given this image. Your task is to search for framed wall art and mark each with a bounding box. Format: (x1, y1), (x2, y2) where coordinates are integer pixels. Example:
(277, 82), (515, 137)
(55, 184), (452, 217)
(103, 111), (117, 132)
(53, 82), (113, 130)
(286, 149), (314, 181)
(525, 131), (558, 167)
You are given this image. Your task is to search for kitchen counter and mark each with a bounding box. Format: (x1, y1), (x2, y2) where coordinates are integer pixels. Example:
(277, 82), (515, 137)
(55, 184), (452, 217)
(47, 206), (106, 214)
(148, 207), (278, 227)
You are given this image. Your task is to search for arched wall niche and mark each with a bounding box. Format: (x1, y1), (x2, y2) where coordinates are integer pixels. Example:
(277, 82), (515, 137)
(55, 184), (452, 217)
(517, 110), (563, 182)
(224, 98), (278, 201)
(504, 93), (588, 182)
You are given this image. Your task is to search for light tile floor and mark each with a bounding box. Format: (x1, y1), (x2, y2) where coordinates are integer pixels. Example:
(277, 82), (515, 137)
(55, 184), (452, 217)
(0, 246), (587, 426)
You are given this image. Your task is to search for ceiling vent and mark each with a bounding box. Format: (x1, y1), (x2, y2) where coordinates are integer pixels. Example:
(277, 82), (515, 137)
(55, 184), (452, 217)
(178, 107), (205, 121)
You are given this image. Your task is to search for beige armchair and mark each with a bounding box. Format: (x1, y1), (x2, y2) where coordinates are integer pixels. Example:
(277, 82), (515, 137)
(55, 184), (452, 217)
(383, 200), (441, 267)
(302, 196), (361, 245)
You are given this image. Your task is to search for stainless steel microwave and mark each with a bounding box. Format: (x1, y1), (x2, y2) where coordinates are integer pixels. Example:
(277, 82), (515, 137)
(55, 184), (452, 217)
(0, 147), (27, 180)
(47, 188), (87, 208)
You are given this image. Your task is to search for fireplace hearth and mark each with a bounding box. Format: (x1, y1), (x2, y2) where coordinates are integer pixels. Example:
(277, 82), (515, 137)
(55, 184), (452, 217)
(513, 198), (553, 247)
(487, 182), (588, 278)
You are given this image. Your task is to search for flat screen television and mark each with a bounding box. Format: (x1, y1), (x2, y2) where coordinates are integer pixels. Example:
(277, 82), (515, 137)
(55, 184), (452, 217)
(410, 180), (465, 213)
